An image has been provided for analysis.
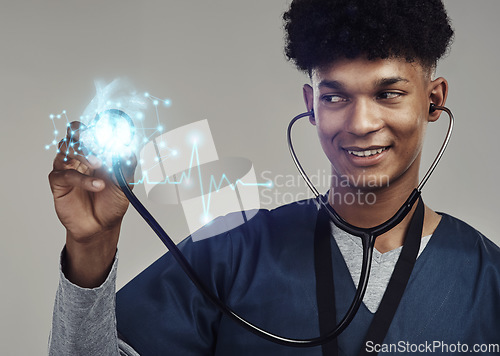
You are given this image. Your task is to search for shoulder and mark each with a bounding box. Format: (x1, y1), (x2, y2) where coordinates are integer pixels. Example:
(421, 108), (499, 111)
(190, 197), (320, 243)
(429, 214), (500, 338)
(437, 213), (499, 251)
(246, 197), (320, 233)
(436, 213), (500, 267)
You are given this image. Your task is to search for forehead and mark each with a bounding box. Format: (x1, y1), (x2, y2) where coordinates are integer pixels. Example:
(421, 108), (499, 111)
(311, 57), (429, 90)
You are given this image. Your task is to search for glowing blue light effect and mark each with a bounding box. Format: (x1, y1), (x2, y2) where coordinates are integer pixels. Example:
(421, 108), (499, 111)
(80, 109), (136, 161)
(44, 80), (273, 226)
(45, 80), (165, 165)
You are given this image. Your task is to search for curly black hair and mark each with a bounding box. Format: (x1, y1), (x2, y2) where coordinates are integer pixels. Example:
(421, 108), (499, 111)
(283, 0), (454, 73)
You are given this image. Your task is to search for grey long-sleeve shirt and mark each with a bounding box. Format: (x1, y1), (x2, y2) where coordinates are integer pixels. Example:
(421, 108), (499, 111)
(48, 226), (429, 355)
(48, 253), (138, 356)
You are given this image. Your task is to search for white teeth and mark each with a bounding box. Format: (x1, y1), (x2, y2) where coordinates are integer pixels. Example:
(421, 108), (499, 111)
(347, 147), (387, 157)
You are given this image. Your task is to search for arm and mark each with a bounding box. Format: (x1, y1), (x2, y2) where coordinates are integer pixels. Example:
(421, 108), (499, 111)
(48, 121), (133, 288)
(49, 250), (140, 355)
(48, 122), (231, 354)
(48, 122), (136, 353)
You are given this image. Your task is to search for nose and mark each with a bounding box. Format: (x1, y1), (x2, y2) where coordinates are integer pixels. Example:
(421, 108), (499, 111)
(344, 100), (384, 137)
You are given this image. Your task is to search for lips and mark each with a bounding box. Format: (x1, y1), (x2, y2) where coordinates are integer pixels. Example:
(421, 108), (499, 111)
(341, 145), (391, 167)
(346, 146), (389, 157)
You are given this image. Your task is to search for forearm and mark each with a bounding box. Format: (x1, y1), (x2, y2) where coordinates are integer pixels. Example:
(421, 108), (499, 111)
(64, 225), (120, 288)
(49, 248), (121, 356)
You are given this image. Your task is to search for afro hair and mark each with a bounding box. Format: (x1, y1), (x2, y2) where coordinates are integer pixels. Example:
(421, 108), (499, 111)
(283, 0), (454, 73)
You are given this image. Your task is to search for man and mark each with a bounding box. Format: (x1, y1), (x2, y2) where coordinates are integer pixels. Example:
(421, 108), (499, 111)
(49, 0), (500, 355)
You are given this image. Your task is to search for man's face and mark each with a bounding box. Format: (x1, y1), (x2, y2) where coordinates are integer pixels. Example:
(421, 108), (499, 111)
(303, 57), (446, 191)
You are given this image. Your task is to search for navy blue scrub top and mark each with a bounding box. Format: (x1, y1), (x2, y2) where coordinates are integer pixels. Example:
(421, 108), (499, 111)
(116, 199), (500, 355)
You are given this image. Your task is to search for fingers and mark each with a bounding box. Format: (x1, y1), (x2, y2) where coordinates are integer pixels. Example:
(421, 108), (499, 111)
(53, 121), (102, 172)
(53, 139), (101, 172)
(49, 169), (105, 197)
(51, 120), (138, 187)
(66, 121), (85, 142)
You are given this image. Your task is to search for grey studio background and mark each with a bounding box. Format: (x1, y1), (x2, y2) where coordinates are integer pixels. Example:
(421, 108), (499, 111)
(1, 0), (499, 354)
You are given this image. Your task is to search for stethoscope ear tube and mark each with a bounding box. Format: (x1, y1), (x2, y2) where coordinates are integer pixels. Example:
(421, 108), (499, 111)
(287, 111), (320, 197)
(287, 105), (454, 235)
(284, 105), (453, 340)
(417, 105), (454, 191)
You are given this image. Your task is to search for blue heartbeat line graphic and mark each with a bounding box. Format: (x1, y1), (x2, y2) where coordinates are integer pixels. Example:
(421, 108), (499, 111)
(133, 141), (272, 218)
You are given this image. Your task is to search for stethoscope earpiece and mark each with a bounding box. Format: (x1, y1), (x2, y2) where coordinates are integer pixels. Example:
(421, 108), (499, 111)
(308, 109), (316, 124)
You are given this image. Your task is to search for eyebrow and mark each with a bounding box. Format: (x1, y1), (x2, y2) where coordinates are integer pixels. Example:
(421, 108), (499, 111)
(317, 76), (410, 90)
(318, 80), (345, 90)
(375, 76), (410, 87)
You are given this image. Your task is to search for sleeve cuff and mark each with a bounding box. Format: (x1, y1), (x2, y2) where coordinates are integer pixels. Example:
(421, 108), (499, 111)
(58, 246), (119, 307)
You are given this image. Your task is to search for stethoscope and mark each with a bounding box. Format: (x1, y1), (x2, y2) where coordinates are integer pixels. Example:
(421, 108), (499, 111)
(112, 103), (454, 347)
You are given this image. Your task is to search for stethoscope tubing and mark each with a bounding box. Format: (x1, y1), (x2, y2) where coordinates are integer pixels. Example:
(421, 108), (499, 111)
(114, 159), (345, 346)
(287, 105), (454, 238)
(113, 104), (454, 347)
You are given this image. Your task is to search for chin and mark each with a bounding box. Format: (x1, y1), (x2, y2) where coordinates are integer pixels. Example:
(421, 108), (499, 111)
(330, 170), (390, 191)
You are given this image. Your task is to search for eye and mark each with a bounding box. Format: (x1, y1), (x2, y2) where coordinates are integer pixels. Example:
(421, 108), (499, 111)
(377, 91), (403, 100)
(321, 94), (348, 104)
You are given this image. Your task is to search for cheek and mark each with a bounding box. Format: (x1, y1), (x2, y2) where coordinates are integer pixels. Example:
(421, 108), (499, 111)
(314, 120), (338, 160)
(392, 108), (426, 137)
(314, 113), (340, 141)
(394, 115), (427, 158)
(314, 117), (344, 167)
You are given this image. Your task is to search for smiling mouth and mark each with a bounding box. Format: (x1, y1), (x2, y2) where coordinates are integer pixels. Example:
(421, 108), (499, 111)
(346, 146), (389, 157)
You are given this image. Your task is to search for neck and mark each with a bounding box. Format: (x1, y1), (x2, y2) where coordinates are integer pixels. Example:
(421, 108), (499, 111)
(329, 173), (417, 228)
(328, 168), (441, 253)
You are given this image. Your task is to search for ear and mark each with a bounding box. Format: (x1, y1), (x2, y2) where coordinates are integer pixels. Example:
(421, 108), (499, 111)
(428, 77), (448, 122)
(302, 84), (316, 125)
